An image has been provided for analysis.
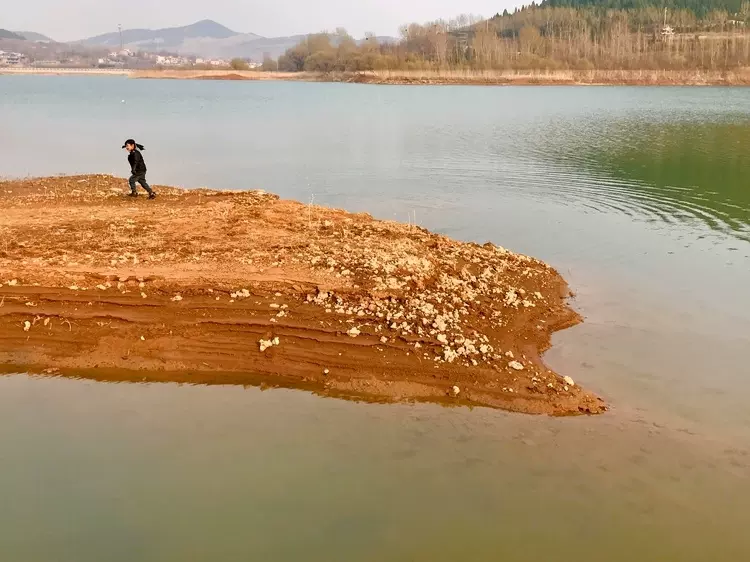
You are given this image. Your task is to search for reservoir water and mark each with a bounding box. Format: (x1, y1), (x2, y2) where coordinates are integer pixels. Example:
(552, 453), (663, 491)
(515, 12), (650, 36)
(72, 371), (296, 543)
(1, 76), (749, 560)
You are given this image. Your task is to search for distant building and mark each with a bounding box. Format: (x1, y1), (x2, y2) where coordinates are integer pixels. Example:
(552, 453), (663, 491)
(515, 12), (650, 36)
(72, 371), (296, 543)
(0, 51), (27, 66)
(156, 55), (189, 66)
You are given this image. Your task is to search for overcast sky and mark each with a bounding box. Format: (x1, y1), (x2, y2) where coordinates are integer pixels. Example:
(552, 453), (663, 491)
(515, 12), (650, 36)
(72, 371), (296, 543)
(5, 0), (517, 41)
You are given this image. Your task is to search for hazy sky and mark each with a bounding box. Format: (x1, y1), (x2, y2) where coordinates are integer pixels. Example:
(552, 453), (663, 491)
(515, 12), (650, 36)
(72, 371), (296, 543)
(5, 0), (517, 41)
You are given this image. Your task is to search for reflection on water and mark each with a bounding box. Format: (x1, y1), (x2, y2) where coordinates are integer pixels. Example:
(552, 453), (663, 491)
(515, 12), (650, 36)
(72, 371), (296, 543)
(1, 78), (750, 560)
(550, 120), (750, 241)
(0, 375), (748, 562)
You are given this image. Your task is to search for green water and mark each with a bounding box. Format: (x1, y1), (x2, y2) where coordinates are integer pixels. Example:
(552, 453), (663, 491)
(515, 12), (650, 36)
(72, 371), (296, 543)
(0, 77), (749, 560)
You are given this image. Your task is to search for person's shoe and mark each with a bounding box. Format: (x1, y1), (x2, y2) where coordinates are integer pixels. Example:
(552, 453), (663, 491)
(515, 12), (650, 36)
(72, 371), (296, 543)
(148, 192), (157, 200)
(127, 192), (138, 198)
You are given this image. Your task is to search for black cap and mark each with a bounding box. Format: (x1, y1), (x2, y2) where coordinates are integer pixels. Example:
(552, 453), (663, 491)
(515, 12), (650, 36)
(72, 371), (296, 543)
(122, 139), (135, 148)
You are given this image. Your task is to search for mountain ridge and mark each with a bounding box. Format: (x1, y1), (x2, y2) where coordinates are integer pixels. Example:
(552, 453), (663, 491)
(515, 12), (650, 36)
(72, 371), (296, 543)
(78, 20), (396, 60)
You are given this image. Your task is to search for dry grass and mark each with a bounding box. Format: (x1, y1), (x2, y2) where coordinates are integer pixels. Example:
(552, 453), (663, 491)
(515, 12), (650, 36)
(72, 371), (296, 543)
(131, 67), (750, 86)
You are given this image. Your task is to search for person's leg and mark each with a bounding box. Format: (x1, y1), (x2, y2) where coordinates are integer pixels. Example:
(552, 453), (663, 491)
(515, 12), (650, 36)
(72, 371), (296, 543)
(138, 176), (156, 198)
(128, 175), (138, 196)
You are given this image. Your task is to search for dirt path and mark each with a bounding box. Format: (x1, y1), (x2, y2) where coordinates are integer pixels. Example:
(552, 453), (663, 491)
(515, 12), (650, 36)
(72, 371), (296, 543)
(0, 175), (605, 415)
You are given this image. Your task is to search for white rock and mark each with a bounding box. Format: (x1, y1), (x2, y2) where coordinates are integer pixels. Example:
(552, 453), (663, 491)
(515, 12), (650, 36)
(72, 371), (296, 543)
(452, 386), (460, 396)
(259, 338), (279, 352)
(347, 327), (361, 337)
(380, 336), (388, 344)
(23, 321), (31, 332)
(563, 376), (576, 387)
(509, 361), (524, 371)
(171, 295), (183, 302)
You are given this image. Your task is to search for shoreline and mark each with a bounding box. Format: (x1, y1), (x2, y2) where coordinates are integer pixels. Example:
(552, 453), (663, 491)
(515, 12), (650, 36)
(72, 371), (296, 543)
(0, 175), (606, 415)
(3, 67), (750, 85)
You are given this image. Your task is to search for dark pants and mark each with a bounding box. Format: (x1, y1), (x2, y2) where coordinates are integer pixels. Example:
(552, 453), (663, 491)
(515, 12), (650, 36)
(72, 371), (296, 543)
(129, 174), (153, 195)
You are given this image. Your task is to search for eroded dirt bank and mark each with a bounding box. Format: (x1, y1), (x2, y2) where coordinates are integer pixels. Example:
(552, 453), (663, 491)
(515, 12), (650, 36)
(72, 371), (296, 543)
(0, 175), (605, 415)
(129, 68), (750, 86)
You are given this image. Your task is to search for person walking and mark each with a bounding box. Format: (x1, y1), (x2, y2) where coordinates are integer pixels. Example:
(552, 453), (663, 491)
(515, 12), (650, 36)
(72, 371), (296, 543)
(122, 139), (156, 199)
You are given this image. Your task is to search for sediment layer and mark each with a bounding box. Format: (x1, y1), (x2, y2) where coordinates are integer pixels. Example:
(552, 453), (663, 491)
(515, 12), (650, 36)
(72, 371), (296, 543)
(0, 175), (605, 415)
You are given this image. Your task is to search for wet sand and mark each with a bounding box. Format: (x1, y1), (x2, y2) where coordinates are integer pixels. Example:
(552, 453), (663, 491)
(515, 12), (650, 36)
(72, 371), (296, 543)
(0, 175), (605, 415)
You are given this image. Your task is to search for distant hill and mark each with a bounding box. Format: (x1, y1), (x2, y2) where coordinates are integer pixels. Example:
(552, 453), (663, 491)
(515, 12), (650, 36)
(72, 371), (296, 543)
(16, 31), (54, 42)
(81, 19), (253, 52)
(78, 20), (396, 61)
(0, 29), (25, 40)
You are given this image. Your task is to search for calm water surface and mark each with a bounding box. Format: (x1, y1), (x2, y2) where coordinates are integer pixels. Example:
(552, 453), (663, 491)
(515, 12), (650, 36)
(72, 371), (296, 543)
(1, 76), (749, 560)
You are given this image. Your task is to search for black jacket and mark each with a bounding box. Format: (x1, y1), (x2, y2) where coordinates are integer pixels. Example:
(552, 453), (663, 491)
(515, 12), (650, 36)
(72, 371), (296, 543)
(128, 149), (147, 176)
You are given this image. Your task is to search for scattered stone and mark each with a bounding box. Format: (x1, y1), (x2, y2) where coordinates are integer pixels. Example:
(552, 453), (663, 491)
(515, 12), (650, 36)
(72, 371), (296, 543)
(347, 327), (361, 337)
(563, 375), (576, 387)
(509, 361), (525, 371)
(171, 295), (183, 302)
(259, 337), (280, 352)
(452, 385), (460, 396)
(23, 321), (31, 332)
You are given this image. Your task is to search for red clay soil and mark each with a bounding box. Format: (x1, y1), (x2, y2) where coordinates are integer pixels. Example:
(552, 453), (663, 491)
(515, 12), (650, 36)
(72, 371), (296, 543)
(0, 175), (606, 415)
(193, 73), (255, 81)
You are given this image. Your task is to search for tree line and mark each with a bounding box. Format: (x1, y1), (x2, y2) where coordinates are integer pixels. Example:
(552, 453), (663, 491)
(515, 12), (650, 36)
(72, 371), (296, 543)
(270, 3), (750, 72)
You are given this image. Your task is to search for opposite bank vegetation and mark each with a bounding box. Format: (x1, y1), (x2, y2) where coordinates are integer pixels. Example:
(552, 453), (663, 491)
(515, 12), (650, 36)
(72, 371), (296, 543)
(255, 1), (750, 77)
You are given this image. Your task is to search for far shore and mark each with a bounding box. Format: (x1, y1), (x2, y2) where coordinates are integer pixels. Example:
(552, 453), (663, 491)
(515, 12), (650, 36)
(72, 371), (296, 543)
(3, 66), (750, 85)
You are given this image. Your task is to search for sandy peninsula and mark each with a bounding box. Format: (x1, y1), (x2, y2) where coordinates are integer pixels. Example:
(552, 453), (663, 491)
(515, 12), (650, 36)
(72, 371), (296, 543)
(0, 175), (605, 415)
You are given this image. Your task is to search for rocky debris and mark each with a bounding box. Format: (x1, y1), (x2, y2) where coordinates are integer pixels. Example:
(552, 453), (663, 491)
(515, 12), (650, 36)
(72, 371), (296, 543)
(509, 361), (525, 371)
(23, 321), (31, 332)
(563, 375), (576, 387)
(452, 385), (461, 396)
(259, 337), (280, 352)
(170, 294), (183, 302)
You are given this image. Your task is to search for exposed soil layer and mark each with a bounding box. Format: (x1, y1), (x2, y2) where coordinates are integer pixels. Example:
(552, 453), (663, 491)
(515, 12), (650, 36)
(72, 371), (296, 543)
(0, 175), (606, 415)
(129, 68), (750, 86)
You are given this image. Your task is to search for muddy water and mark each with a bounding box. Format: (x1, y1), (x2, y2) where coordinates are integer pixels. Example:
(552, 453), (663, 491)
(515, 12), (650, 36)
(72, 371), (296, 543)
(1, 77), (749, 560)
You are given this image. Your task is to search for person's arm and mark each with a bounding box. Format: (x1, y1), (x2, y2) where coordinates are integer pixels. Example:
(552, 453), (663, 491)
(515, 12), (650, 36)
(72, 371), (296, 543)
(132, 152), (142, 173)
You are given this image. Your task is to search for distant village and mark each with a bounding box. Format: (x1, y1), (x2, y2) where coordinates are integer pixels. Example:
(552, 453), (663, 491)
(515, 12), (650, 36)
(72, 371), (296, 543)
(0, 47), (260, 70)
